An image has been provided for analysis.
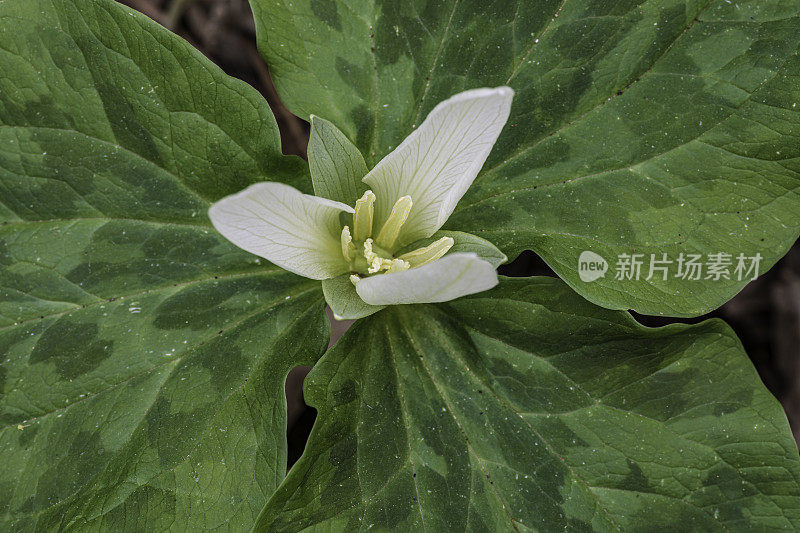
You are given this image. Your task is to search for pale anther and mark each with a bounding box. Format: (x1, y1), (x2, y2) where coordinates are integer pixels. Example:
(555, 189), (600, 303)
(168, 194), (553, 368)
(387, 258), (410, 273)
(376, 195), (412, 249)
(349, 274), (361, 286)
(353, 190), (375, 242)
(341, 225), (356, 262)
(399, 236), (454, 268)
(363, 238), (396, 274)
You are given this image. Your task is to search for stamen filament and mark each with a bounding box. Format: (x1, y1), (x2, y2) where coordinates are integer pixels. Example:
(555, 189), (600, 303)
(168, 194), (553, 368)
(376, 195), (412, 250)
(399, 236), (454, 268)
(353, 190), (375, 242)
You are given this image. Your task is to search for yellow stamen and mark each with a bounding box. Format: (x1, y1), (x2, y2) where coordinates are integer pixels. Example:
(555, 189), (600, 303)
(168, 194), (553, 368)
(363, 238), (395, 274)
(349, 274), (361, 286)
(376, 195), (412, 249)
(399, 236), (454, 268)
(341, 226), (356, 262)
(387, 258), (410, 273)
(363, 239), (383, 273)
(363, 238), (377, 263)
(368, 259), (385, 274)
(353, 190), (375, 241)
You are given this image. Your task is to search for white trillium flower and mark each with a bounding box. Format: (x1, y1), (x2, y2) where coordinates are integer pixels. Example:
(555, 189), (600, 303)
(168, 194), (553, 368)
(209, 87), (513, 318)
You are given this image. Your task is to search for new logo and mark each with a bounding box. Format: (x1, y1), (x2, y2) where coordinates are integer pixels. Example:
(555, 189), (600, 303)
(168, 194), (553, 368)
(578, 251), (608, 282)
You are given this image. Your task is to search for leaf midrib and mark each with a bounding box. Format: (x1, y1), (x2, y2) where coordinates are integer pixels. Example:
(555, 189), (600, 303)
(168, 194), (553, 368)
(396, 310), (522, 532)
(381, 321), (427, 532)
(0, 269), (281, 333)
(0, 275), (314, 428)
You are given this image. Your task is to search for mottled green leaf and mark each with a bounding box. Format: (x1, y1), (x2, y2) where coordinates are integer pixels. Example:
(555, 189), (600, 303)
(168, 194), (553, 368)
(255, 277), (800, 532)
(308, 115), (369, 206)
(251, 0), (800, 316)
(0, 0), (327, 529)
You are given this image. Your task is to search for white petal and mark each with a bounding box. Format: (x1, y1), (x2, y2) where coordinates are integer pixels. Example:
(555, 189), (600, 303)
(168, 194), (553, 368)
(363, 87), (513, 246)
(355, 253), (498, 305)
(209, 182), (353, 280)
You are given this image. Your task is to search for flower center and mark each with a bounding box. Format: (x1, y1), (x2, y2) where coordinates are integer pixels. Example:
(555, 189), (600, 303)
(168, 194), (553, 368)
(341, 190), (453, 285)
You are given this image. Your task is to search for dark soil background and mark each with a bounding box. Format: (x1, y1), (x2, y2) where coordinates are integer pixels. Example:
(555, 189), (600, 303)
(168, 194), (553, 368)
(119, 0), (800, 458)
